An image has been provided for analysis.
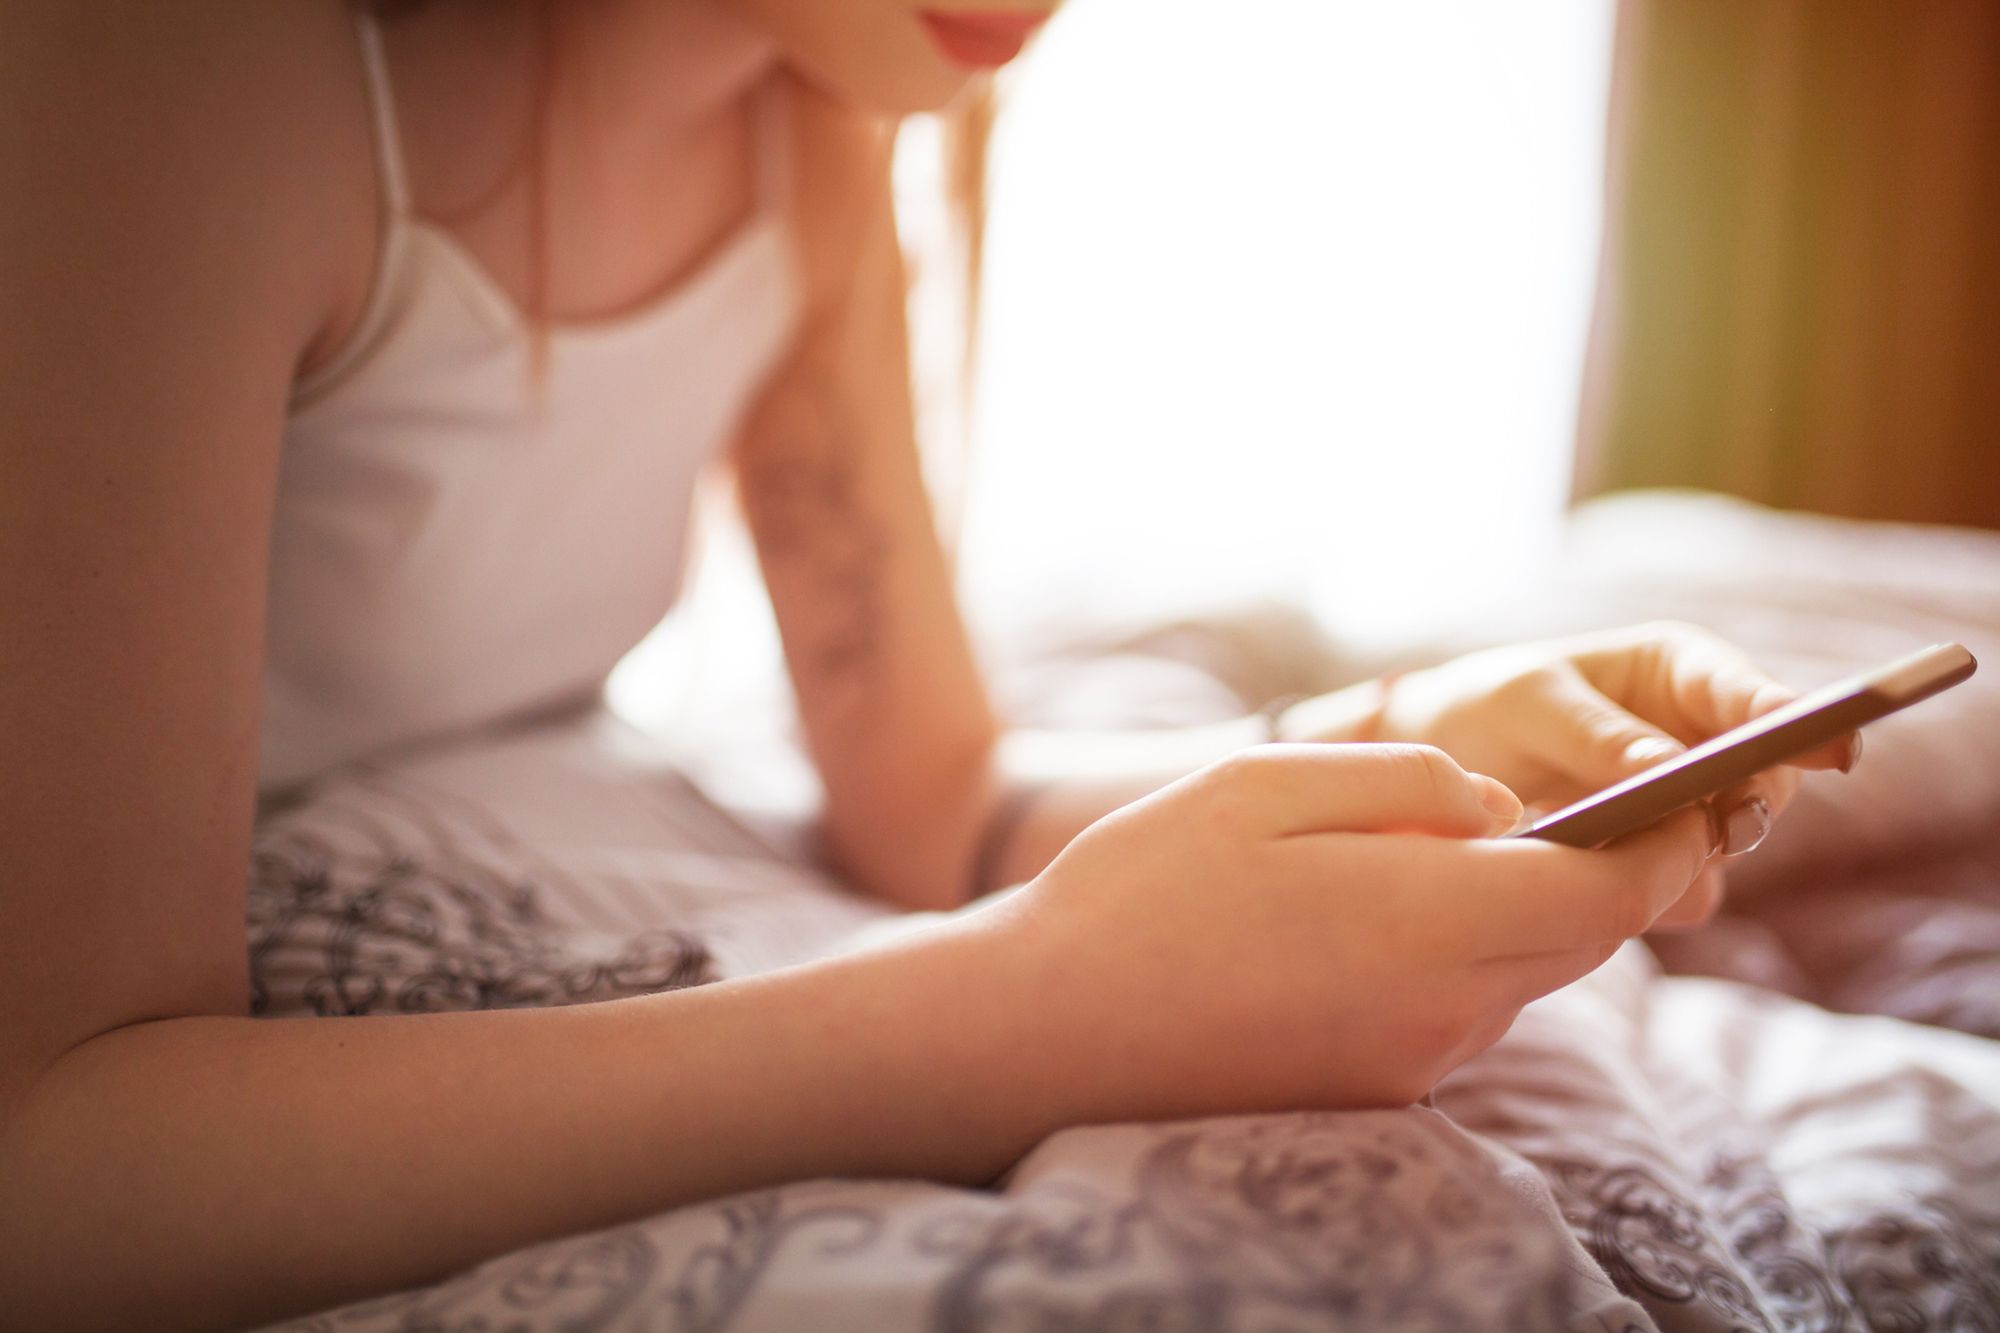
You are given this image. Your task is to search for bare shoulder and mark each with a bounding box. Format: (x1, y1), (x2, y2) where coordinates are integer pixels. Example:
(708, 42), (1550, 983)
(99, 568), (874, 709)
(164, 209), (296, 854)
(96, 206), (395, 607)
(777, 75), (901, 318)
(0, 0), (377, 367)
(0, 1), (383, 1085)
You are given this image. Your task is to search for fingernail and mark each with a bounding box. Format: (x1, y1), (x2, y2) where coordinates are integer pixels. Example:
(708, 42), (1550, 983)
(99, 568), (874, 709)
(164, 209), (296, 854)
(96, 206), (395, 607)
(1476, 776), (1524, 825)
(1721, 797), (1772, 857)
(1752, 683), (1799, 717)
(1625, 737), (1683, 768)
(1839, 730), (1864, 775)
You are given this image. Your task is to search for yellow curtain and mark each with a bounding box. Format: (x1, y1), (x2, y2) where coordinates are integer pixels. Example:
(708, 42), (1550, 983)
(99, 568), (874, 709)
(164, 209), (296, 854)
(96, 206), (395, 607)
(1575, 0), (2000, 530)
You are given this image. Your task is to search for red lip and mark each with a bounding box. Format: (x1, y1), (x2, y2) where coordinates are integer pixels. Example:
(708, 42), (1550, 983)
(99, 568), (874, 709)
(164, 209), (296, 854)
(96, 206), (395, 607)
(919, 10), (1050, 69)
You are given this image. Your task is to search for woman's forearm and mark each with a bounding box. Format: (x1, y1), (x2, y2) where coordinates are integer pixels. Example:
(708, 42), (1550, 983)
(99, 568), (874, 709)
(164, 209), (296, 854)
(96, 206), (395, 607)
(972, 718), (1269, 893)
(823, 681), (1393, 909)
(819, 718), (1264, 909)
(0, 912), (1048, 1332)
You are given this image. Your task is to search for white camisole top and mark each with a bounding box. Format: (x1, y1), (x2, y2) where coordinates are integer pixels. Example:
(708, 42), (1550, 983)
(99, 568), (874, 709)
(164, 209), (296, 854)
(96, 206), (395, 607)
(263, 14), (800, 790)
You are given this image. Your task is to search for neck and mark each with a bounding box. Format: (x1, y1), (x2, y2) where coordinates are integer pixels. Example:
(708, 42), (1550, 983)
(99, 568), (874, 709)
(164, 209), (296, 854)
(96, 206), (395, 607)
(548, 0), (779, 142)
(384, 0), (784, 225)
(390, 1), (782, 153)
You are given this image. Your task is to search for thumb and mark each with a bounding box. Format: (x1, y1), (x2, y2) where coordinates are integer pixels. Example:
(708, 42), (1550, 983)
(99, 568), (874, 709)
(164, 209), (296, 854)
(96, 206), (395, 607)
(1527, 666), (1686, 791)
(1210, 743), (1522, 840)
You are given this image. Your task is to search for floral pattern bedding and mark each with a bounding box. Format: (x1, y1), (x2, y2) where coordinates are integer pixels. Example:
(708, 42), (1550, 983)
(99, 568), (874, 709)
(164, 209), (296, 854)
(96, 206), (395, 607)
(262, 494), (2000, 1332)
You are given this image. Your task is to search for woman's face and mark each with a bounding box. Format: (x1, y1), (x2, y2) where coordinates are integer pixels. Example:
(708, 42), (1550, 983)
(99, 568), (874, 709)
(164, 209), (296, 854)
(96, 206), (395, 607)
(722, 0), (1061, 111)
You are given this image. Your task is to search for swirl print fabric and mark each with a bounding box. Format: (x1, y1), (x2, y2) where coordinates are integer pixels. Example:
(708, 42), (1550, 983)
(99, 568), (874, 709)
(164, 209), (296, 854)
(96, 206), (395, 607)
(247, 702), (2000, 1333)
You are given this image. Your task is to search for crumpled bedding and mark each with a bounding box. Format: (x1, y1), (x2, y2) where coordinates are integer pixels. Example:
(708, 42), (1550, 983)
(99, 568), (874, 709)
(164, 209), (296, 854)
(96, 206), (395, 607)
(262, 492), (2000, 1332)
(1397, 492), (2000, 1041)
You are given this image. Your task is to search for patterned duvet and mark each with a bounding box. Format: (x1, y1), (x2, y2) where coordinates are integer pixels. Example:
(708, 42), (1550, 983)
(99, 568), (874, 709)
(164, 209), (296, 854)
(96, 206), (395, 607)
(262, 494), (2000, 1332)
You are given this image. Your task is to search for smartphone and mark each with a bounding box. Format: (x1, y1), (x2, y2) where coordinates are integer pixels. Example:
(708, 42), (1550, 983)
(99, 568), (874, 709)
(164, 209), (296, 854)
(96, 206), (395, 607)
(1515, 642), (1978, 849)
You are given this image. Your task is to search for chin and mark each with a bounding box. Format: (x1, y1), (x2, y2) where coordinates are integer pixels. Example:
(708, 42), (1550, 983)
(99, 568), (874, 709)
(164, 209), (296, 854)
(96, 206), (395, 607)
(730, 1), (992, 116)
(789, 51), (978, 116)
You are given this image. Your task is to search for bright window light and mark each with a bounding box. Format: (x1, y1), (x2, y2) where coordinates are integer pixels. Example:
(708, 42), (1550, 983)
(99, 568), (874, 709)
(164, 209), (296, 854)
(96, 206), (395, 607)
(610, 1), (1615, 736)
(961, 0), (1616, 648)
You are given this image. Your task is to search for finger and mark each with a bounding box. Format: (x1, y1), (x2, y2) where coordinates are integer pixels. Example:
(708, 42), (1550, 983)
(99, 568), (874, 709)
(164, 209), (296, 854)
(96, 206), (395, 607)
(1203, 742), (1522, 840)
(1714, 793), (1775, 858)
(1787, 732), (1855, 773)
(1438, 1004), (1528, 1073)
(1503, 663), (1687, 793)
(1740, 764), (1798, 820)
(1652, 863), (1727, 930)
(1452, 804), (1715, 953)
(1710, 768), (1794, 834)
(1472, 940), (1621, 1007)
(1589, 624), (1848, 768)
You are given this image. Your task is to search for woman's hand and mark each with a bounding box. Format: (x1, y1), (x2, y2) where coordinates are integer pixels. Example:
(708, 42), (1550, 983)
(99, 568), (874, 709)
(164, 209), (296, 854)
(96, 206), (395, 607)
(1278, 622), (1857, 928)
(990, 743), (1715, 1119)
(1376, 621), (1857, 808)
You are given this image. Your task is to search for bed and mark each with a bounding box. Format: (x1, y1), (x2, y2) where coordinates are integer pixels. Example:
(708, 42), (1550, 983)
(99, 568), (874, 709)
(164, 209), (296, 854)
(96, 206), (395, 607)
(259, 492), (2000, 1332)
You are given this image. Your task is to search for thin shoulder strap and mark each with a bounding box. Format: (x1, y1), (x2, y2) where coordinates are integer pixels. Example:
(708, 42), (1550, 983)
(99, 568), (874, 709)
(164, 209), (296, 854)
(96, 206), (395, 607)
(352, 8), (415, 218)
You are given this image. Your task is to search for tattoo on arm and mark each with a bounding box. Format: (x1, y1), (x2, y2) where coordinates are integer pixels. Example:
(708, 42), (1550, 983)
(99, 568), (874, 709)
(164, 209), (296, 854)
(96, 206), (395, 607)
(743, 382), (890, 690)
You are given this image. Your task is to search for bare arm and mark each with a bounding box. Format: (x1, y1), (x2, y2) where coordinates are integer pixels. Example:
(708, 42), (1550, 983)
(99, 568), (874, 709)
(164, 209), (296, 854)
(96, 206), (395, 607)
(4, 927), (1050, 1330)
(735, 106), (1390, 904)
(0, 15), (1047, 1327)
(732, 101), (999, 909)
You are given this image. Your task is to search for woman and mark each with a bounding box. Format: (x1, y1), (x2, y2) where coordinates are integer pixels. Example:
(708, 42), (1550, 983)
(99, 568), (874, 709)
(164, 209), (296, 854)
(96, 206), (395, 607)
(0, 1), (1848, 1326)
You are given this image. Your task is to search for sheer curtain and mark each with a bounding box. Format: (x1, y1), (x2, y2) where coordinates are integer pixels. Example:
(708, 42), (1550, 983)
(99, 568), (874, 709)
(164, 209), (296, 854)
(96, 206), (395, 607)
(960, 0), (1616, 649)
